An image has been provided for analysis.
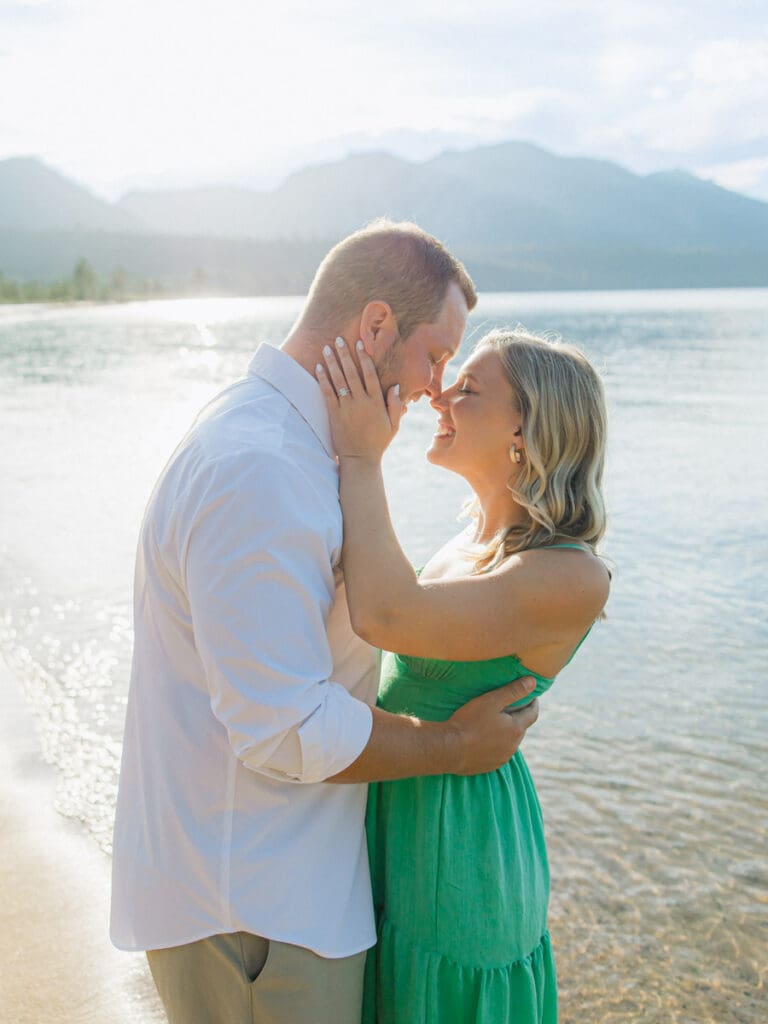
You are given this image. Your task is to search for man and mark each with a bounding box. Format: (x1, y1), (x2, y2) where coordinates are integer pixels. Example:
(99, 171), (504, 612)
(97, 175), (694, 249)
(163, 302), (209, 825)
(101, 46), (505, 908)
(110, 220), (538, 1024)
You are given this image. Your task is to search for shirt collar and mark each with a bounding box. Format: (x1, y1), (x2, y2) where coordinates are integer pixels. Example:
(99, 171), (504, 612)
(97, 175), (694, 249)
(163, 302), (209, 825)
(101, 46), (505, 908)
(247, 343), (335, 459)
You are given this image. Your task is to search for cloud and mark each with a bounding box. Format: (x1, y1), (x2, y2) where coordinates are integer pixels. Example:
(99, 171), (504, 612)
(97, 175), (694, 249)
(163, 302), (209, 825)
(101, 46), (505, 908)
(697, 156), (768, 201)
(0, 0), (766, 196)
(690, 35), (768, 85)
(0, 1), (77, 25)
(574, 33), (768, 177)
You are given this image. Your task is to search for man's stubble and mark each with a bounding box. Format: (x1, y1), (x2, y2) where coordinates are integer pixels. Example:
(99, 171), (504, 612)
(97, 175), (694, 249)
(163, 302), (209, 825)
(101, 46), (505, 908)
(373, 334), (407, 397)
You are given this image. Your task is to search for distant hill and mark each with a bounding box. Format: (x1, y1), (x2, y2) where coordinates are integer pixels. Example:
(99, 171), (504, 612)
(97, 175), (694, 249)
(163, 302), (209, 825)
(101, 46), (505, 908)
(116, 141), (768, 251)
(0, 157), (144, 233)
(0, 229), (328, 294)
(1, 144), (767, 292)
(2, 228), (766, 295)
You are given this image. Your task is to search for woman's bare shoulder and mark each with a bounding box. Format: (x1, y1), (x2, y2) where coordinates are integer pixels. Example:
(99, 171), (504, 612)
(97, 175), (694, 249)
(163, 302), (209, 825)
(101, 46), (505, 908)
(497, 544), (610, 618)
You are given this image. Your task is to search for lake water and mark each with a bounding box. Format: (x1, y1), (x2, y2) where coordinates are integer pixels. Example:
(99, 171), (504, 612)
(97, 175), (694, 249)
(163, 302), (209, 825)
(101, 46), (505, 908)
(1, 289), (766, 1023)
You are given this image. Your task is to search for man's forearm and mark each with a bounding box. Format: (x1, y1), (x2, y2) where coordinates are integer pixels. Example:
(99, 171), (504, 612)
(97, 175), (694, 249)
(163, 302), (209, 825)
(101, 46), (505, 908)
(326, 706), (459, 783)
(327, 675), (538, 783)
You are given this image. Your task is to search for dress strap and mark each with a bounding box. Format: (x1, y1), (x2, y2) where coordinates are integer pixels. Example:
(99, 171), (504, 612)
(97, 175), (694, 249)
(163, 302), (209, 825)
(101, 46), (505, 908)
(544, 543), (587, 551)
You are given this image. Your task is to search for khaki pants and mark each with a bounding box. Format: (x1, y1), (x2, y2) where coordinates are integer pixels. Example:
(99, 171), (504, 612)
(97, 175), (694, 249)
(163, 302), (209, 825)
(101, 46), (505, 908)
(146, 932), (366, 1024)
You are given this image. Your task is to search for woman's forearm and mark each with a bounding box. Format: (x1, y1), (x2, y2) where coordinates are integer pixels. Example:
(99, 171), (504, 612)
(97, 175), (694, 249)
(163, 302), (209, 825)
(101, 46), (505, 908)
(338, 456), (420, 641)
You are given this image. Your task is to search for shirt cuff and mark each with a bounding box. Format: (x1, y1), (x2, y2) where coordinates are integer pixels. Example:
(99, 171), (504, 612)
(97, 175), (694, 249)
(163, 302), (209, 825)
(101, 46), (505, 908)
(288, 683), (373, 783)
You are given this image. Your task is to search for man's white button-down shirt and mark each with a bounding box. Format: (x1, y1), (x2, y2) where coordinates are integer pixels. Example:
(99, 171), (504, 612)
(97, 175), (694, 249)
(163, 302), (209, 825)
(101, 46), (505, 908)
(110, 343), (379, 956)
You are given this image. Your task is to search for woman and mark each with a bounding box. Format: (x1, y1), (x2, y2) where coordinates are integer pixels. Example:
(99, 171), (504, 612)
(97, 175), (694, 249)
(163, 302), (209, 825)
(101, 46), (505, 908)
(317, 327), (609, 1024)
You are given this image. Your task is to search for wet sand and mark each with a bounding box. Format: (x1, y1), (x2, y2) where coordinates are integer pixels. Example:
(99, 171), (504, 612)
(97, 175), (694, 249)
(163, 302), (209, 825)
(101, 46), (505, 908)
(0, 661), (164, 1024)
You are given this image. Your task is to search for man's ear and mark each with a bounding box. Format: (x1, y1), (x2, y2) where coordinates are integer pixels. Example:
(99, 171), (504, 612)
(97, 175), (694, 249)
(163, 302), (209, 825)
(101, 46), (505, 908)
(359, 301), (396, 355)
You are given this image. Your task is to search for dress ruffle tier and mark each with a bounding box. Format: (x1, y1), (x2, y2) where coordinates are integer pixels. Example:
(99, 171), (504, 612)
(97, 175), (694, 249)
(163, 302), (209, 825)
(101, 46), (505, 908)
(363, 918), (557, 1024)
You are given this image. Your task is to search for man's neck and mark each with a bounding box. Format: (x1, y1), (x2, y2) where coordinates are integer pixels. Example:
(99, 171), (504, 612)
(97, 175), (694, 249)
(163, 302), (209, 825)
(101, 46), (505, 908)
(281, 329), (335, 378)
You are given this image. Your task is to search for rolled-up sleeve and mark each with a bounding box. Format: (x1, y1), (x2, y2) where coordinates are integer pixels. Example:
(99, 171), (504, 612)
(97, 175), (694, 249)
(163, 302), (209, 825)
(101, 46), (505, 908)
(183, 450), (373, 783)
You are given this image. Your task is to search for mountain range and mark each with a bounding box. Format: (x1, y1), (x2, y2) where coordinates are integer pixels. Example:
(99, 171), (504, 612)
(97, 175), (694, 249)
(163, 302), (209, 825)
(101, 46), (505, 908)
(2, 142), (767, 292)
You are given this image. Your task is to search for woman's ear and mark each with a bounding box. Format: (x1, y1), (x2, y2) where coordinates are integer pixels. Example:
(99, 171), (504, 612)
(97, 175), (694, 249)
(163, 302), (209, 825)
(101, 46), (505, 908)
(511, 425), (525, 458)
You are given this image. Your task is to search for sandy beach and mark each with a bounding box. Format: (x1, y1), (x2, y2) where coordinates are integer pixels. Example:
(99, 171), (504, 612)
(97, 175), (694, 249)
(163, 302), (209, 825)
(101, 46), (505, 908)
(0, 660), (164, 1024)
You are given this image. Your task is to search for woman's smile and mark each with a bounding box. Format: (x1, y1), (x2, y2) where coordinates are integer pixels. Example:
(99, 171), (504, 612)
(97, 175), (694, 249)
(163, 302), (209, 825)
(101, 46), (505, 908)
(433, 418), (456, 440)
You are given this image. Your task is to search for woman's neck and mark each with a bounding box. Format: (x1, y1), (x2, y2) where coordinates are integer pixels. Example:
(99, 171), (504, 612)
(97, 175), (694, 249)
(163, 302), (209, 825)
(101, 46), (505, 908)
(470, 487), (528, 544)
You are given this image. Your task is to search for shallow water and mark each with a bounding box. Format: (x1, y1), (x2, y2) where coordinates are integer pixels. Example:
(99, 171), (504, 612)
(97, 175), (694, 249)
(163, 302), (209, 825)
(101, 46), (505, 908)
(2, 290), (766, 1023)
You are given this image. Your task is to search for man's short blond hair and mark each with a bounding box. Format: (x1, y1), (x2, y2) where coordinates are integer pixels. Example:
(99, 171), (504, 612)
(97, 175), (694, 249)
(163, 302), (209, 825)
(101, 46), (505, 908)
(299, 219), (477, 341)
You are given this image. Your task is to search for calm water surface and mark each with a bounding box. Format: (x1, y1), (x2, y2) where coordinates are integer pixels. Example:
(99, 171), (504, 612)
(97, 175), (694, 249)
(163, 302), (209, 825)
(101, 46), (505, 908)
(1, 290), (766, 1023)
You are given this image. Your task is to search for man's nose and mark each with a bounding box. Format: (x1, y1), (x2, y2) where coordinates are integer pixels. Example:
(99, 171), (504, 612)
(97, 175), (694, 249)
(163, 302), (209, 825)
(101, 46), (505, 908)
(425, 364), (445, 400)
(429, 389), (446, 411)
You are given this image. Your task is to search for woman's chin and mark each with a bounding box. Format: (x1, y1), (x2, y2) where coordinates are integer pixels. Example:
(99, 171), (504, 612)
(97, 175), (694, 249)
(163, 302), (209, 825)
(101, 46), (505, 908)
(426, 442), (443, 465)
(426, 440), (453, 466)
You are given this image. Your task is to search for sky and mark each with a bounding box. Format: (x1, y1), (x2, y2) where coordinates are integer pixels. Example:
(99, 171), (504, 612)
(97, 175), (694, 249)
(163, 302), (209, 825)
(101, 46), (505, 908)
(1, 0), (767, 201)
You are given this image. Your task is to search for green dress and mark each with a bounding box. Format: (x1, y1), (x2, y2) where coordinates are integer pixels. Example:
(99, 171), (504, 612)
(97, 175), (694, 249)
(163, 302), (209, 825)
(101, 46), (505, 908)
(364, 550), (589, 1024)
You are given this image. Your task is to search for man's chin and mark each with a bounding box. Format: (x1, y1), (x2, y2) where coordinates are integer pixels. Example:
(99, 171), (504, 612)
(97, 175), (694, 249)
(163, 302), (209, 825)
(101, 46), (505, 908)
(378, 378), (404, 403)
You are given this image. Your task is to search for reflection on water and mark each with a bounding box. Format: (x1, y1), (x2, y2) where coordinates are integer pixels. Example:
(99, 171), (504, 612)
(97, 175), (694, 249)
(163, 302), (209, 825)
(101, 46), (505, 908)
(1, 290), (767, 1023)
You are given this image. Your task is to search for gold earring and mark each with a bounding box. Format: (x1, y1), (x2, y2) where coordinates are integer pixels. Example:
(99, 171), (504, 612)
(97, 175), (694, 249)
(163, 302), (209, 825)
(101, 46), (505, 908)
(510, 445), (522, 464)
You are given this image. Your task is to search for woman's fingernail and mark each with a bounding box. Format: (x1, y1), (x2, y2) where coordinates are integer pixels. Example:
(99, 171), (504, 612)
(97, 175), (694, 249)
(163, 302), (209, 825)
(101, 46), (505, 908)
(316, 364), (324, 374)
(394, 384), (400, 397)
(356, 339), (364, 351)
(335, 336), (345, 348)
(323, 345), (333, 357)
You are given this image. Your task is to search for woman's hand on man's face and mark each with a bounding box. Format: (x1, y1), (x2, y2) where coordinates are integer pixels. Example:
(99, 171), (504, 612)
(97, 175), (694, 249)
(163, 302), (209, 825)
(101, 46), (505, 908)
(316, 337), (405, 461)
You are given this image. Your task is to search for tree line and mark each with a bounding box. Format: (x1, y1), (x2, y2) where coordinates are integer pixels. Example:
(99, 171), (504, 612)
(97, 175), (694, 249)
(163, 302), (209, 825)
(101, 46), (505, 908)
(0, 258), (210, 303)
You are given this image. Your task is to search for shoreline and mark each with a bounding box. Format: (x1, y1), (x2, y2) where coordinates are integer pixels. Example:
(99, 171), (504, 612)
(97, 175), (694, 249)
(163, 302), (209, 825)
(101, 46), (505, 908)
(1, 282), (768, 314)
(0, 658), (164, 1024)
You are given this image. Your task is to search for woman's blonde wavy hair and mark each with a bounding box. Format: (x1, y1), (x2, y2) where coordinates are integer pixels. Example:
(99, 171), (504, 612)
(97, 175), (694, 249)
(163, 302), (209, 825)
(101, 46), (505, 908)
(467, 327), (607, 572)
